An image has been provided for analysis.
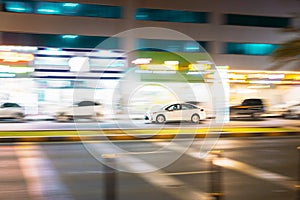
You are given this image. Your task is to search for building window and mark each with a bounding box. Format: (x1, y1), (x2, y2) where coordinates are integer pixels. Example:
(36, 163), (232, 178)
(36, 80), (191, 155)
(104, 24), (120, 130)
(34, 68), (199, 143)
(1, 32), (120, 49)
(136, 39), (207, 52)
(135, 8), (208, 23)
(225, 14), (290, 28)
(225, 42), (279, 55)
(3, 0), (122, 18)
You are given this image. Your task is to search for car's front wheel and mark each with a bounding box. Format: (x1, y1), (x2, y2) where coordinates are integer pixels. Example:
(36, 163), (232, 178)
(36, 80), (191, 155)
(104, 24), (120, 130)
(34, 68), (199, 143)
(191, 114), (200, 123)
(93, 112), (103, 121)
(251, 112), (260, 119)
(156, 115), (166, 124)
(13, 113), (25, 122)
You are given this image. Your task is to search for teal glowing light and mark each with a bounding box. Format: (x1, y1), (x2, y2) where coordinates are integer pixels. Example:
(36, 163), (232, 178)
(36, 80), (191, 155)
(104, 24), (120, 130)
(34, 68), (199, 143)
(185, 46), (200, 51)
(227, 42), (279, 55)
(6, 7), (26, 12)
(5, 2), (31, 13)
(37, 8), (60, 14)
(243, 43), (277, 55)
(63, 3), (79, 7)
(62, 35), (78, 39)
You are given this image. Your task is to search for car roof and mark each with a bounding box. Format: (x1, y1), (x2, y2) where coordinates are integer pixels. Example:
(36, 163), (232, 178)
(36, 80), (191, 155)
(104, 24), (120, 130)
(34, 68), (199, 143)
(161, 102), (199, 108)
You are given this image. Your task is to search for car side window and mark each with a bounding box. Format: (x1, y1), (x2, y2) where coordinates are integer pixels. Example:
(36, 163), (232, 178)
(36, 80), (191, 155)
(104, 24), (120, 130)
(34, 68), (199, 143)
(242, 99), (263, 106)
(182, 104), (188, 110)
(78, 101), (100, 107)
(166, 104), (181, 111)
(174, 104), (181, 110)
(166, 105), (175, 111)
(1, 103), (20, 108)
(182, 104), (196, 110)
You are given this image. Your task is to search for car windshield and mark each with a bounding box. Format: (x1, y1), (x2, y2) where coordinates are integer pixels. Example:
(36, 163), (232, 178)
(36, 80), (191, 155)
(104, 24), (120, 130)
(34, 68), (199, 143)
(160, 104), (171, 110)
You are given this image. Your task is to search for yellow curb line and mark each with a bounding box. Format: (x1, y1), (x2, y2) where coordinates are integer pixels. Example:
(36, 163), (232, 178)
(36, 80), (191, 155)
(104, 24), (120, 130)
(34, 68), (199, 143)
(0, 127), (298, 142)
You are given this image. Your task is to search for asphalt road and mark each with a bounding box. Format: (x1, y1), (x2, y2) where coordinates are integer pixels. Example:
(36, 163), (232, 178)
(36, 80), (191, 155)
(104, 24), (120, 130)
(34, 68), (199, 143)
(0, 136), (299, 200)
(0, 118), (299, 131)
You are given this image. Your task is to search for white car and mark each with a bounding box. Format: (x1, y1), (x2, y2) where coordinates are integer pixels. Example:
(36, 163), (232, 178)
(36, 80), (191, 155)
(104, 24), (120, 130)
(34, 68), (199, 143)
(144, 103), (206, 123)
(0, 102), (25, 120)
(55, 101), (103, 122)
(267, 104), (290, 117)
(283, 103), (300, 119)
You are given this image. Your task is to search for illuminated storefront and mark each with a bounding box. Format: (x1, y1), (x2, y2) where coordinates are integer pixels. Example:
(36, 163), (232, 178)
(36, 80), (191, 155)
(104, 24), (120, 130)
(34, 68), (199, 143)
(125, 51), (227, 118)
(31, 47), (126, 117)
(0, 44), (299, 117)
(0, 46), (37, 114)
(228, 70), (300, 107)
(0, 45), (126, 116)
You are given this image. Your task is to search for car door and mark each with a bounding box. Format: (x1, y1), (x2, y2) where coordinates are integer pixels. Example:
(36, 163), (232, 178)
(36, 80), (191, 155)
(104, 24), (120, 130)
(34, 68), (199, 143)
(181, 103), (196, 120)
(74, 101), (95, 117)
(165, 104), (182, 121)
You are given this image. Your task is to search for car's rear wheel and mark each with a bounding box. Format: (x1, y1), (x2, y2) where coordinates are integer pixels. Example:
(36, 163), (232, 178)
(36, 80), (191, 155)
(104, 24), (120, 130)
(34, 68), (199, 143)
(56, 114), (70, 122)
(191, 114), (200, 123)
(14, 113), (24, 121)
(156, 115), (166, 124)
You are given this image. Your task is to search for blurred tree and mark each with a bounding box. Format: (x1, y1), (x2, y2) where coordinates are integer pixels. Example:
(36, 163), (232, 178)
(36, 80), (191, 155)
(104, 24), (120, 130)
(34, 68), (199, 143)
(270, 16), (300, 70)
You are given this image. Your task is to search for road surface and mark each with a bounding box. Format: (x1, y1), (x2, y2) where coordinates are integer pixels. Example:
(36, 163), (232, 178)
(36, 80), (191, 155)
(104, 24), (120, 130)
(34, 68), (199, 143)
(0, 136), (299, 200)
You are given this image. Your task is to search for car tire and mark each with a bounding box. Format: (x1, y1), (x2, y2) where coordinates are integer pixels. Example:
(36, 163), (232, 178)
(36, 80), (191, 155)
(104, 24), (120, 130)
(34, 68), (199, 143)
(56, 115), (70, 122)
(156, 115), (166, 124)
(14, 113), (24, 119)
(251, 112), (260, 119)
(283, 110), (292, 119)
(14, 113), (25, 122)
(191, 114), (200, 123)
(94, 113), (103, 122)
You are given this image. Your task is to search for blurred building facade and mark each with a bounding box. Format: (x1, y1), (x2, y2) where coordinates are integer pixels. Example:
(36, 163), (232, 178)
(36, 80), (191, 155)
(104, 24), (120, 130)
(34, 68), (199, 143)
(0, 0), (299, 70)
(0, 0), (299, 116)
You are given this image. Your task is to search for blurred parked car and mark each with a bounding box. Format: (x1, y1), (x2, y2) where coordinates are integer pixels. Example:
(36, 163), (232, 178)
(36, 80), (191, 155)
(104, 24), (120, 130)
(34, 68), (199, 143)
(55, 101), (103, 122)
(266, 102), (299, 117)
(267, 104), (290, 117)
(144, 102), (206, 123)
(230, 98), (265, 119)
(0, 102), (25, 120)
(282, 103), (300, 119)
